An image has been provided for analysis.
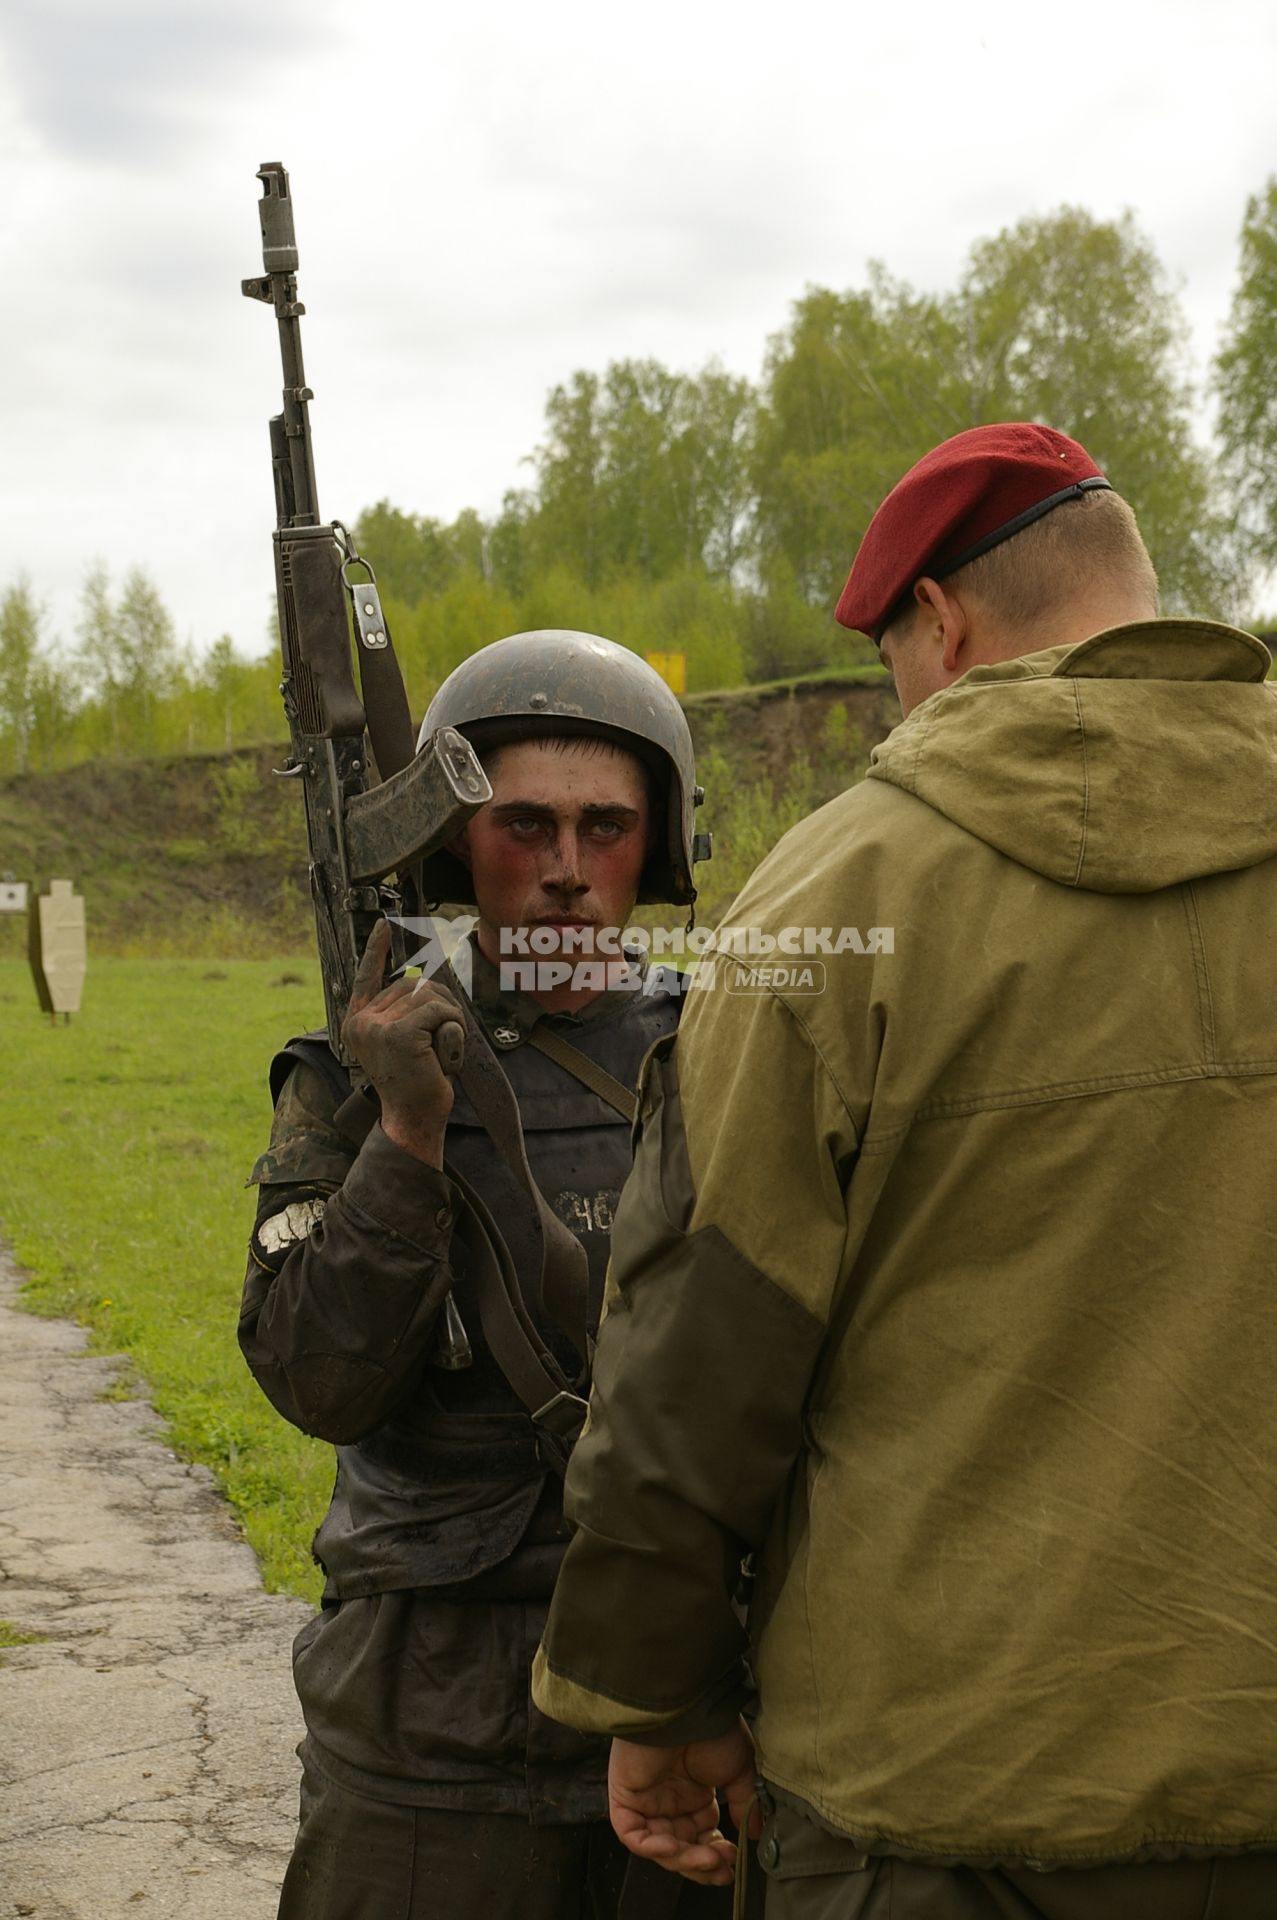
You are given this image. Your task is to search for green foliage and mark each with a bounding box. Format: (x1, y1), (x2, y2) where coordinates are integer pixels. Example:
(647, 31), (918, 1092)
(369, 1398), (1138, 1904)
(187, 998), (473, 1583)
(1216, 179), (1277, 573)
(212, 756), (299, 861)
(697, 745), (826, 909)
(532, 359), (755, 586)
(0, 956), (333, 1601)
(0, 578), (43, 776)
(754, 271), (967, 609)
(74, 563), (181, 755)
(351, 359), (761, 696)
(0, 670), (892, 960)
(351, 501), (485, 603)
(741, 555), (858, 682)
(960, 209), (1240, 617)
(692, 700), (872, 921)
(8, 191), (1268, 772)
(0, 562), (283, 774)
(0, 740), (315, 958)
(756, 210), (1240, 622)
(198, 634), (277, 752)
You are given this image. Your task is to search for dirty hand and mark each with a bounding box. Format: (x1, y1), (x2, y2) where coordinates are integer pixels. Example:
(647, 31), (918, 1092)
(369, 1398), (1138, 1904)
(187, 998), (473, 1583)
(608, 1720), (760, 1887)
(340, 919), (462, 1168)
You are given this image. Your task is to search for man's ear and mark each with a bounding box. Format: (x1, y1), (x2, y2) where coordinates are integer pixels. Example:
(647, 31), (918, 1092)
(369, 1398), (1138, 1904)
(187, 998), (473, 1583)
(914, 576), (968, 673)
(447, 825), (473, 870)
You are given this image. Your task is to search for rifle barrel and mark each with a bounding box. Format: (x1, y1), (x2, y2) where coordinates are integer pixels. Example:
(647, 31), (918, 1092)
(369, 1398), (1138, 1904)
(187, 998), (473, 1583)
(248, 162), (319, 528)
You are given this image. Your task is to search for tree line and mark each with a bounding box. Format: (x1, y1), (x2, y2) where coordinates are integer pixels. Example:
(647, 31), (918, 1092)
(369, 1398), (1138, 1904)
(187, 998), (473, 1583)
(6, 191), (1277, 775)
(0, 568), (279, 775)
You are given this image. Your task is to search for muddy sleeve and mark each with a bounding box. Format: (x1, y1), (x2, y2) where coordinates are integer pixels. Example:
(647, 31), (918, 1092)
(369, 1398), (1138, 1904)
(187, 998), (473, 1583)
(533, 980), (858, 1741)
(238, 1061), (458, 1444)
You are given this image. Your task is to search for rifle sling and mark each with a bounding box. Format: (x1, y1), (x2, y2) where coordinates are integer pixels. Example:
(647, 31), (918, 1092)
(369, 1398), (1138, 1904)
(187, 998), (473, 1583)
(330, 1080), (585, 1473)
(332, 1083), (378, 1144)
(445, 1166), (586, 1476)
(332, 974), (594, 1416)
(525, 1024), (638, 1124)
(353, 623), (417, 781)
(440, 963), (592, 1369)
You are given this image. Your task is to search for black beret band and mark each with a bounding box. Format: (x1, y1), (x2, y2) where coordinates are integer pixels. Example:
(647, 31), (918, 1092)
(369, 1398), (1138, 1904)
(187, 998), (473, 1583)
(935, 476), (1113, 580)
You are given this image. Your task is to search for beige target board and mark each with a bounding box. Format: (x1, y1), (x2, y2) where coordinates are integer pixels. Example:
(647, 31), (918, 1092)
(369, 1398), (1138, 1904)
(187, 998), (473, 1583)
(30, 879), (87, 1019)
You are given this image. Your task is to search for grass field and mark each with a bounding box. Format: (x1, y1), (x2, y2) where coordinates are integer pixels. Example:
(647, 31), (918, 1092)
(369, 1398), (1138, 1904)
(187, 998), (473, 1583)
(0, 710), (882, 1610)
(0, 956), (332, 1603)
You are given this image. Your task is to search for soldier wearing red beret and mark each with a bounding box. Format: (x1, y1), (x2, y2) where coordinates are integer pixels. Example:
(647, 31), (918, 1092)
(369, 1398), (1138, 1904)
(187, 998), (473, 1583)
(533, 423), (1277, 1917)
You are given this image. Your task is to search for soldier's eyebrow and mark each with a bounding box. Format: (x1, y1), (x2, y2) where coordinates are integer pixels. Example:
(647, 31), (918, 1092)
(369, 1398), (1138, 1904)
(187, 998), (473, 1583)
(490, 800), (642, 821)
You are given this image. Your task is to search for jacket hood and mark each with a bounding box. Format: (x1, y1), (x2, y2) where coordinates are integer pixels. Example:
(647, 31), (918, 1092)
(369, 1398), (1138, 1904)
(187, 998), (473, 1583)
(868, 620), (1277, 893)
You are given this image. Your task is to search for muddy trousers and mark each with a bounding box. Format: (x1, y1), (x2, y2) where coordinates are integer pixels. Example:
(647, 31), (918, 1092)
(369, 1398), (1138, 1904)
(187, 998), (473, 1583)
(276, 1750), (737, 1920)
(757, 1800), (1277, 1920)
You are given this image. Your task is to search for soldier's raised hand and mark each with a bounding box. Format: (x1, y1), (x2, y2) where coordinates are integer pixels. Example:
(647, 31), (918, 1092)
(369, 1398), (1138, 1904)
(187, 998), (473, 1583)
(341, 919), (462, 1168)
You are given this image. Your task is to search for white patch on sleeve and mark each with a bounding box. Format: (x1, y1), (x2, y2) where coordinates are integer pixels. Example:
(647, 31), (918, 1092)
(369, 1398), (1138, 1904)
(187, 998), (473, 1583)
(258, 1198), (328, 1254)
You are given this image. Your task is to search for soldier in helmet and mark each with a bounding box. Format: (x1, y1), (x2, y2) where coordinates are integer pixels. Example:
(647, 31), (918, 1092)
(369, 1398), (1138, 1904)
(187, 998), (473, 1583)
(239, 631), (732, 1918)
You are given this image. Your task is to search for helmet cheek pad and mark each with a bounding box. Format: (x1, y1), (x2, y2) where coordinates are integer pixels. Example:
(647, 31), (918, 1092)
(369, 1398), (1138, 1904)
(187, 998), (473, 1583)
(415, 631), (708, 910)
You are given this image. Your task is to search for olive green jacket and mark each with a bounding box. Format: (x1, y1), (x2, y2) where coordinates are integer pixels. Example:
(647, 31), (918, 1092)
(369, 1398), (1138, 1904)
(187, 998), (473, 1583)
(534, 621), (1277, 1866)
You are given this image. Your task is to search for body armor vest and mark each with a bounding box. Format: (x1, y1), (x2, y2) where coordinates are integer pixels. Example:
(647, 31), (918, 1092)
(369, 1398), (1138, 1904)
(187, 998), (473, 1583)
(274, 978), (681, 1599)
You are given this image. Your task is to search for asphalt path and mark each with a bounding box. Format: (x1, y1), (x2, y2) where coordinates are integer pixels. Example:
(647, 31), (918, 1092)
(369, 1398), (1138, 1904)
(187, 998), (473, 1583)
(0, 1245), (310, 1919)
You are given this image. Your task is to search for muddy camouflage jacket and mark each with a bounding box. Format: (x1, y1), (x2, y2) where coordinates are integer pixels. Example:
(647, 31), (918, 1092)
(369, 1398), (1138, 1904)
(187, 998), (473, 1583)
(241, 950), (681, 1591)
(239, 948), (679, 1817)
(535, 621), (1277, 1865)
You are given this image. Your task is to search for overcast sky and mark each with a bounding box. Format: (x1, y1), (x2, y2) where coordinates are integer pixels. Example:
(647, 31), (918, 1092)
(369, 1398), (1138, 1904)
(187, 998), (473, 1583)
(1, 0), (1275, 665)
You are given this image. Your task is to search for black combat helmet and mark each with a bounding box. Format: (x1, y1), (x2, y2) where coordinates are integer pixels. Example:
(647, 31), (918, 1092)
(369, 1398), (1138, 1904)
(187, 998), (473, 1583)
(416, 629), (709, 907)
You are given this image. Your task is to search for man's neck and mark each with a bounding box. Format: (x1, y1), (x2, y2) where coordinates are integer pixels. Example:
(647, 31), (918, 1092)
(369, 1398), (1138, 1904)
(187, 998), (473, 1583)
(982, 597), (1160, 664)
(530, 965), (633, 1016)
(475, 924), (633, 1017)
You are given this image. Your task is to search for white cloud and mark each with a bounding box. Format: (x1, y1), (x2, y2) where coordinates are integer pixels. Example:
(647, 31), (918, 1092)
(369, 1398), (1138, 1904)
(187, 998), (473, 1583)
(1, 0), (1275, 669)
(1, 0), (334, 162)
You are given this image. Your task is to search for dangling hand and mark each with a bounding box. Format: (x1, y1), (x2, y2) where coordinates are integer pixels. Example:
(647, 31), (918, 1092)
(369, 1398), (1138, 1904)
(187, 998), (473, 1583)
(607, 1719), (760, 1886)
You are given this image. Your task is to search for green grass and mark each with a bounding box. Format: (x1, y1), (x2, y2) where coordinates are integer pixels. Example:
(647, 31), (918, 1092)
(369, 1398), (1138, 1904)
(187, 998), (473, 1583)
(0, 737), (878, 1611)
(0, 957), (332, 1603)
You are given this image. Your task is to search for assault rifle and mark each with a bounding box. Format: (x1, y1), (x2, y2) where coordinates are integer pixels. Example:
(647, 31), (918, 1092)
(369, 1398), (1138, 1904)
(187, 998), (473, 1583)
(242, 160), (491, 1070)
(242, 164), (593, 1398)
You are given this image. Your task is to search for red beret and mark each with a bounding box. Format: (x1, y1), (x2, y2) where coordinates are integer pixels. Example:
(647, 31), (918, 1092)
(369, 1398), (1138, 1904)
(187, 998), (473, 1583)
(834, 423), (1110, 640)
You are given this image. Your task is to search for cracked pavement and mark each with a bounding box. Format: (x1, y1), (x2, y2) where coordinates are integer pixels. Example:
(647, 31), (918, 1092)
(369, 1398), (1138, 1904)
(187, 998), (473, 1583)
(0, 1246), (310, 1918)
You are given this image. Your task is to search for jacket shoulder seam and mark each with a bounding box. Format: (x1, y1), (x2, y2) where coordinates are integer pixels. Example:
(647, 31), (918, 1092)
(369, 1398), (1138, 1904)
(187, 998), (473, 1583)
(1070, 679), (1090, 887)
(754, 980), (862, 1148)
(860, 1058), (1277, 1141)
(1181, 881), (1218, 1066)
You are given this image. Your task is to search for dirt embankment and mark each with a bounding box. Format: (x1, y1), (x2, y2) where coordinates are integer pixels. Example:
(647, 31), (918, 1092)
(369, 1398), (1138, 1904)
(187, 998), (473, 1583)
(685, 670), (898, 787)
(0, 670), (898, 955)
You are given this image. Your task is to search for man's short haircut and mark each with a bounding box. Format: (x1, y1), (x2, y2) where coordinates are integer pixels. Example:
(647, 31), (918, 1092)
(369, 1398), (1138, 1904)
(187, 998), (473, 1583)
(471, 723), (651, 781)
(941, 486), (1159, 631)
(467, 724), (663, 825)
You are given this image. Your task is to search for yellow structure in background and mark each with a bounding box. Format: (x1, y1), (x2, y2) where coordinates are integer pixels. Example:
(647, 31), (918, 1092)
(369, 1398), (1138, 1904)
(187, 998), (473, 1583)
(30, 880), (87, 1021)
(644, 651), (687, 695)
